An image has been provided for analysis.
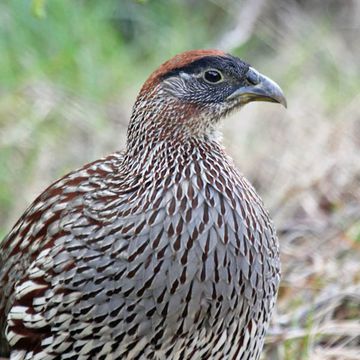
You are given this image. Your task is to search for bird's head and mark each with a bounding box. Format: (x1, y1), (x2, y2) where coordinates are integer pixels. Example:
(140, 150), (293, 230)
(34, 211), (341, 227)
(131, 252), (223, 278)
(128, 50), (286, 146)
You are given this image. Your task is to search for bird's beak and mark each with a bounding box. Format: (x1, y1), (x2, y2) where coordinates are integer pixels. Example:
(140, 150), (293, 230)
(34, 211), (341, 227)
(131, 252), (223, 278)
(227, 67), (287, 108)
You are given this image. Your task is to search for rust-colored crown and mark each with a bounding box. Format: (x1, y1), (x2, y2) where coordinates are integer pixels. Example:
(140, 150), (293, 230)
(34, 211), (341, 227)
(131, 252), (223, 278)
(140, 49), (226, 94)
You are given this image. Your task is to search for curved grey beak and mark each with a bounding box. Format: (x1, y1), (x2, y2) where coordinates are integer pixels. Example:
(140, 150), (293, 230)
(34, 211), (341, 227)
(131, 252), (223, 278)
(227, 67), (287, 108)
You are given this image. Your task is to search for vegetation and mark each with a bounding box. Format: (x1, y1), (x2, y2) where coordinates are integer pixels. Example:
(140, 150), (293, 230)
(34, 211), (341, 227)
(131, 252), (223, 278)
(0, 0), (359, 358)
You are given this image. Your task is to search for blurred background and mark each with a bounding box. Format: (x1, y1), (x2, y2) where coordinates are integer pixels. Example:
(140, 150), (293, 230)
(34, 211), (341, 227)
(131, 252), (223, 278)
(0, 0), (359, 358)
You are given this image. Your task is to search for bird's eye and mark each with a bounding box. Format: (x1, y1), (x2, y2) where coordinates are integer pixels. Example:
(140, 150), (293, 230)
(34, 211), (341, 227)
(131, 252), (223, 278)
(203, 69), (223, 84)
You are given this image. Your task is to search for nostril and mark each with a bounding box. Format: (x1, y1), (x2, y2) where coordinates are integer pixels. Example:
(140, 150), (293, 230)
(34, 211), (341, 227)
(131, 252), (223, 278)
(246, 68), (260, 85)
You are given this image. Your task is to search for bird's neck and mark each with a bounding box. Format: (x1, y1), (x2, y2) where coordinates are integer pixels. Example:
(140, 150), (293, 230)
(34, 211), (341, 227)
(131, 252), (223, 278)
(124, 90), (225, 175)
(124, 132), (228, 178)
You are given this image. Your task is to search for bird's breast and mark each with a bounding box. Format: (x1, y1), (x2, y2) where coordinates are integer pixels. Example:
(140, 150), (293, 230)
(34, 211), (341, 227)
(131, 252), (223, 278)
(77, 162), (281, 339)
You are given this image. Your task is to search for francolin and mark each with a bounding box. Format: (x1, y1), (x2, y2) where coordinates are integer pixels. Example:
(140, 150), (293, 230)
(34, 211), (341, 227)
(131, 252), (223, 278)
(0, 50), (286, 360)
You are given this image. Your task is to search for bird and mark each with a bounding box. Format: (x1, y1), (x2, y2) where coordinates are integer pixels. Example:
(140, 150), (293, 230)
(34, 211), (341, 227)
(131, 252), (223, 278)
(0, 49), (285, 360)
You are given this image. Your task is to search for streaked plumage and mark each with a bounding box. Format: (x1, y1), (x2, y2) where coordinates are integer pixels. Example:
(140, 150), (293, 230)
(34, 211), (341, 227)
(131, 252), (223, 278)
(0, 50), (285, 360)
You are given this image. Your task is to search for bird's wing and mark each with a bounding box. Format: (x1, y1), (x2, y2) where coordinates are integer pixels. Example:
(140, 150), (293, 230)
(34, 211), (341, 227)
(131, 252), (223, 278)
(0, 152), (132, 356)
(0, 150), (190, 358)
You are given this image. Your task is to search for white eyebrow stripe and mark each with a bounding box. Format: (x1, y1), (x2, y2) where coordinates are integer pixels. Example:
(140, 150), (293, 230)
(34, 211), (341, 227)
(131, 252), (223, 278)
(179, 71), (193, 79)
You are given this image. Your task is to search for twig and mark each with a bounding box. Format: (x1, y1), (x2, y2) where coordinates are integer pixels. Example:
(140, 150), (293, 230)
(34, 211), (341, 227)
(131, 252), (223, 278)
(215, 0), (267, 51)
